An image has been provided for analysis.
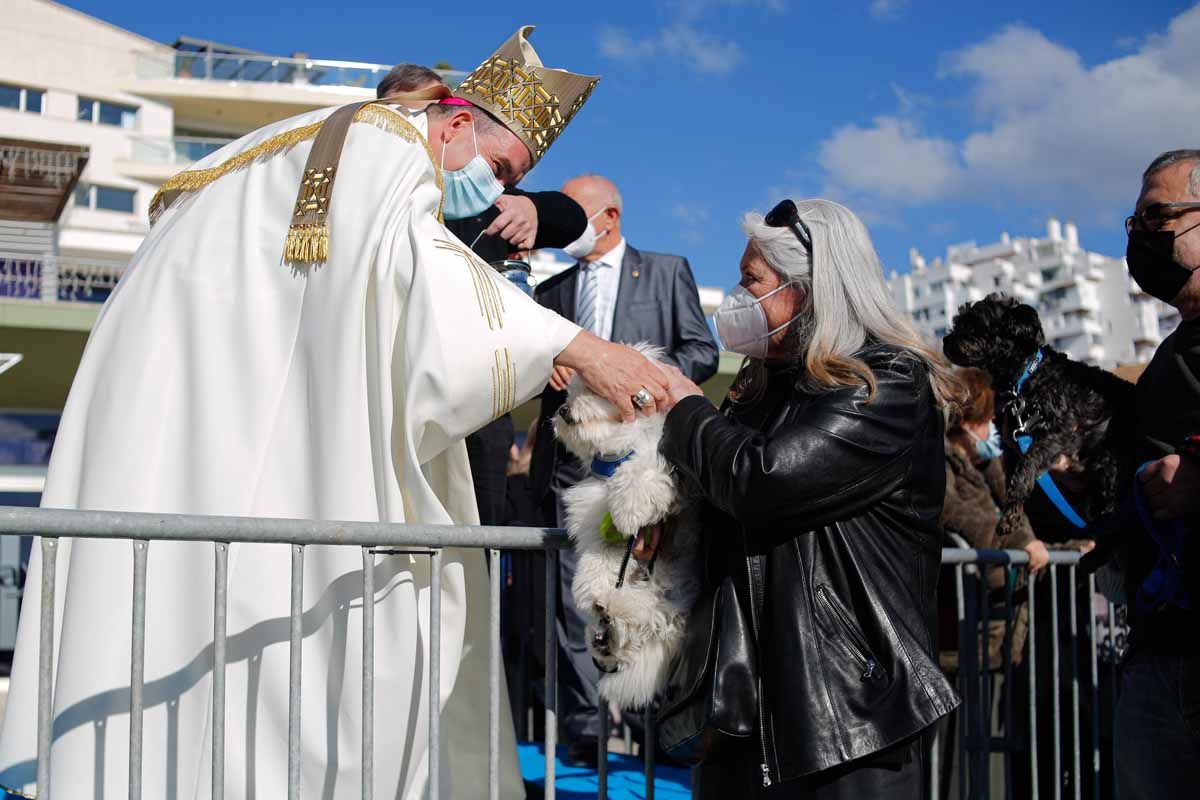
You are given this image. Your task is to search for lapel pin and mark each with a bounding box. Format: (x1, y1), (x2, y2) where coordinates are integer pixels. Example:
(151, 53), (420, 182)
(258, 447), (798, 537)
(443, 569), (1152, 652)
(631, 270), (640, 278)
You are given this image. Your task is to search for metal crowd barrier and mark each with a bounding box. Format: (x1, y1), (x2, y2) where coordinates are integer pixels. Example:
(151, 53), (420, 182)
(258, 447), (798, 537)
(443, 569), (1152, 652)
(0, 507), (1121, 800)
(936, 547), (1124, 800)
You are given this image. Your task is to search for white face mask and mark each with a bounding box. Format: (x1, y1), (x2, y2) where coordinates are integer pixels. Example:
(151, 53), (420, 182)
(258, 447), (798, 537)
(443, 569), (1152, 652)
(562, 209), (608, 260)
(713, 282), (801, 359)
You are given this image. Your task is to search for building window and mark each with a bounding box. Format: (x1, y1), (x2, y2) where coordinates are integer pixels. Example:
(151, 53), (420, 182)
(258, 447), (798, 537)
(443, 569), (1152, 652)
(0, 82), (45, 114)
(77, 96), (137, 128)
(74, 183), (136, 213)
(933, 326), (947, 338)
(1041, 268), (1059, 282)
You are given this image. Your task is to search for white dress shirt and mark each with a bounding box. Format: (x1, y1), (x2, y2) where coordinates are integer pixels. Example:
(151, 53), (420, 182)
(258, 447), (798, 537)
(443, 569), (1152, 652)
(575, 236), (626, 341)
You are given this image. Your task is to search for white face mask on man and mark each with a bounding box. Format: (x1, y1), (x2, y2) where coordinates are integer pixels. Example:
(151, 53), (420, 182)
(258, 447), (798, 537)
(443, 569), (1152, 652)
(713, 282), (801, 359)
(562, 208), (608, 260)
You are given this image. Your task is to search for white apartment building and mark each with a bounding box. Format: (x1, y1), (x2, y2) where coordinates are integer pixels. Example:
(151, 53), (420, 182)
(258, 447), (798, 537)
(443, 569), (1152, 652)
(888, 218), (1181, 369)
(0, 0), (424, 270)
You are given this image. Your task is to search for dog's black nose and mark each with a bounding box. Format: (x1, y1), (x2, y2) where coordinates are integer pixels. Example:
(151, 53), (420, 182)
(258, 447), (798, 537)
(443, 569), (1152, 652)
(557, 404), (576, 425)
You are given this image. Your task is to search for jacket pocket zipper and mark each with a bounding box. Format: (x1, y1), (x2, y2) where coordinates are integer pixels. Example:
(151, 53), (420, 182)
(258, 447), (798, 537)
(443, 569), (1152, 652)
(744, 554), (772, 787)
(815, 584), (881, 682)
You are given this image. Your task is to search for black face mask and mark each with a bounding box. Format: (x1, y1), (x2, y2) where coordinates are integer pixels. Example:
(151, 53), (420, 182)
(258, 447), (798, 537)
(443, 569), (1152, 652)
(1127, 227), (1200, 304)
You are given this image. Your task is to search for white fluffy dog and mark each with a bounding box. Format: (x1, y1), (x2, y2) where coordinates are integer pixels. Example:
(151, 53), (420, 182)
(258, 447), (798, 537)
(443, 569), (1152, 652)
(554, 344), (701, 710)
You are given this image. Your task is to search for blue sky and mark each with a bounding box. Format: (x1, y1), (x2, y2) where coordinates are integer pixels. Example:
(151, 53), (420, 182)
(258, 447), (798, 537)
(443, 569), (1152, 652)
(73, 0), (1200, 289)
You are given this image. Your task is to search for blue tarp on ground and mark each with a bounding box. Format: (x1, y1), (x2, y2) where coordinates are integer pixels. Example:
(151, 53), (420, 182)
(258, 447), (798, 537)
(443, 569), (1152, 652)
(517, 742), (691, 799)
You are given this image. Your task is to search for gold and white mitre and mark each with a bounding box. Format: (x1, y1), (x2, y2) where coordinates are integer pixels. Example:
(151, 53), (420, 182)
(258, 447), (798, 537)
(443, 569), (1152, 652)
(454, 25), (600, 166)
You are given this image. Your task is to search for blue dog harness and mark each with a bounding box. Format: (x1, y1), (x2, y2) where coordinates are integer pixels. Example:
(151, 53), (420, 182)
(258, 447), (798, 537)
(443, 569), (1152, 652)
(1007, 348), (1088, 530)
(591, 451), (635, 479)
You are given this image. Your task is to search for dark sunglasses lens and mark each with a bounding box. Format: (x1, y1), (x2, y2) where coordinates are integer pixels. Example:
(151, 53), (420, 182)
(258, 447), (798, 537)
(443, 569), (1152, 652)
(765, 199), (797, 228)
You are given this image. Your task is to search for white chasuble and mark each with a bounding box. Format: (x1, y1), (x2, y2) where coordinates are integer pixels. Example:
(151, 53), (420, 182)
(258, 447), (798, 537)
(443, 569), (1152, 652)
(0, 104), (579, 799)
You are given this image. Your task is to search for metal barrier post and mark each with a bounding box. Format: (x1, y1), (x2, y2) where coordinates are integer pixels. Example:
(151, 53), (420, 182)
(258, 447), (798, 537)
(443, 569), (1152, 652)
(213, 543), (229, 800)
(288, 544), (305, 800)
(36, 537), (57, 799)
(129, 540), (148, 800)
(929, 720), (940, 800)
(1088, 574), (1100, 800)
(489, 549), (500, 800)
(1069, 564), (1081, 800)
(1029, 564), (1039, 800)
(544, 550), (557, 800)
(954, 563), (968, 800)
(1051, 566), (1062, 800)
(644, 706), (656, 800)
(429, 549), (442, 800)
(597, 706), (608, 800)
(362, 548), (374, 800)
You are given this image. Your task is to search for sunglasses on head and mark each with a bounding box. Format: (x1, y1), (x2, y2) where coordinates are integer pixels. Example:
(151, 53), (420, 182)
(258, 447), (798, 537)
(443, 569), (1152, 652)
(764, 199), (813, 253)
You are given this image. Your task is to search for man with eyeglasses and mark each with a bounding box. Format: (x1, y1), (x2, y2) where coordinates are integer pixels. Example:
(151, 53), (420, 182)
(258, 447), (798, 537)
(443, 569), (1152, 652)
(1111, 149), (1200, 800)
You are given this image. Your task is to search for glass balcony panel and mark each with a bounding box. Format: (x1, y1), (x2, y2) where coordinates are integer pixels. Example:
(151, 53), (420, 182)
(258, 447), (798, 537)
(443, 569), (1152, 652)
(150, 50), (464, 90)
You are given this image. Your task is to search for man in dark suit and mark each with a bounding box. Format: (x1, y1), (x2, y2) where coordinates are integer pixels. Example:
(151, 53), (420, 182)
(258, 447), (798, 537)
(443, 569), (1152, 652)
(530, 173), (719, 764)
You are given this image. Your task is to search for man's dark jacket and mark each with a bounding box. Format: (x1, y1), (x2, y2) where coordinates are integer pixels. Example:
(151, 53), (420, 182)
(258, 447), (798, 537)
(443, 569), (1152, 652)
(661, 347), (959, 782)
(449, 188), (585, 524)
(445, 188), (586, 264)
(1119, 317), (1200, 656)
(528, 245), (719, 508)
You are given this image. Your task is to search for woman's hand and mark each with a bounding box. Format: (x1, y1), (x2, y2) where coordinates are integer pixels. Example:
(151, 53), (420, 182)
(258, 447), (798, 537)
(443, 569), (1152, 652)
(1024, 539), (1050, 574)
(548, 365), (575, 392)
(659, 363), (704, 406)
(632, 521), (671, 562)
(555, 332), (670, 421)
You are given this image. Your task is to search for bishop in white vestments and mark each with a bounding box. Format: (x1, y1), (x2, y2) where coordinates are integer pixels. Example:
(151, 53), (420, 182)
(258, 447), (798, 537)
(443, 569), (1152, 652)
(0, 27), (669, 799)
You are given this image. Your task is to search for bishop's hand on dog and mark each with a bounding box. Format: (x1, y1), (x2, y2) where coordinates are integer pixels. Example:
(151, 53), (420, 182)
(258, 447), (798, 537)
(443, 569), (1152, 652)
(555, 331), (673, 421)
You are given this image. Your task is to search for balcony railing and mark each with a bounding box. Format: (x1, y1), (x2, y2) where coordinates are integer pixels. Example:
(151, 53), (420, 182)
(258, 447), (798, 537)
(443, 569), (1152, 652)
(131, 135), (233, 166)
(0, 252), (125, 305)
(136, 50), (465, 92)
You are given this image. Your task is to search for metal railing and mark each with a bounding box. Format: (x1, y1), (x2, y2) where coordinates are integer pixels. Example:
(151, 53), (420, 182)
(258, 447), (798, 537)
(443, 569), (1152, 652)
(0, 253), (126, 304)
(135, 51), (466, 91)
(0, 506), (1121, 799)
(936, 548), (1124, 800)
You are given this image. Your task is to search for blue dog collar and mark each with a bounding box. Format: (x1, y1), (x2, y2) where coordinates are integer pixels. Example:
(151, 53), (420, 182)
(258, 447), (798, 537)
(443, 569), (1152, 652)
(591, 451), (635, 479)
(1014, 347), (1046, 396)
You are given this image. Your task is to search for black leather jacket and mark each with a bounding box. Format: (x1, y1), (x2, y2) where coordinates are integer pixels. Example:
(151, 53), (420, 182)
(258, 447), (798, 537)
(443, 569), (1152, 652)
(660, 345), (959, 782)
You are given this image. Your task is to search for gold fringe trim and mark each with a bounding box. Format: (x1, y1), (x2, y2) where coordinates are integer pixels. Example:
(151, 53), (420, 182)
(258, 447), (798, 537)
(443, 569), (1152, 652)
(149, 121), (324, 224)
(149, 105), (445, 225)
(285, 223), (329, 263)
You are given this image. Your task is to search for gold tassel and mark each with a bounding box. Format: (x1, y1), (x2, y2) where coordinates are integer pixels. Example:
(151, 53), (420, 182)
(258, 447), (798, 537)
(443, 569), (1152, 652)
(284, 223), (329, 263)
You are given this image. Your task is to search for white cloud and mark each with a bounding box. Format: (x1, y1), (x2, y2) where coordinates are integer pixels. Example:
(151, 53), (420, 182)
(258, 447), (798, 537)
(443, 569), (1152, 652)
(869, 0), (910, 21)
(818, 5), (1200, 220)
(597, 24), (744, 74)
(668, 0), (787, 18)
(673, 202), (713, 243)
(818, 116), (961, 202)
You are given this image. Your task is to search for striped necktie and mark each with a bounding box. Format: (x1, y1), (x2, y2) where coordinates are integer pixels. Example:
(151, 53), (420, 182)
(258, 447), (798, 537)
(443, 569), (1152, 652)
(576, 262), (598, 335)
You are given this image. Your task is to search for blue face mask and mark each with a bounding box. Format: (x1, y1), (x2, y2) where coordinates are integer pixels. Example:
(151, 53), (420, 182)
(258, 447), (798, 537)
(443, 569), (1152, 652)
(440, 121), (504, 221)
(972, 422), (1003, 463)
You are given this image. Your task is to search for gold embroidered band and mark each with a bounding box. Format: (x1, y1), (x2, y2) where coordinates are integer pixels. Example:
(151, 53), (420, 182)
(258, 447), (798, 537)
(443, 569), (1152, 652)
(435, 238), (506, 330)
(491, 348), (516, 419)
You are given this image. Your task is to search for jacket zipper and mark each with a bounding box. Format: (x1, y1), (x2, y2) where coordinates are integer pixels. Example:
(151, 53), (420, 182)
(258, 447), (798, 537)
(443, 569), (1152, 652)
(744, 552), (773, 787)
(815, 585), (880, 681)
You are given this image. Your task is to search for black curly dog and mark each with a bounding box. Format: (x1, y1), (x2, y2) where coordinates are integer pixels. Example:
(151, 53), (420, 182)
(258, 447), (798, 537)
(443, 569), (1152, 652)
(944, 294), (1135, 542)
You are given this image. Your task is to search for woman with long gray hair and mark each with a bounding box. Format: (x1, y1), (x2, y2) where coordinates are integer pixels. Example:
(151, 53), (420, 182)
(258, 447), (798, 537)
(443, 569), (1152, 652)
(649, 198), (962, 797)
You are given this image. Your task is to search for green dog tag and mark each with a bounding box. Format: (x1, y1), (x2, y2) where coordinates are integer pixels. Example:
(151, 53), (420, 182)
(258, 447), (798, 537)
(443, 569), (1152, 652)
(599, 512), (626, 545)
